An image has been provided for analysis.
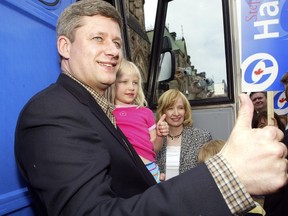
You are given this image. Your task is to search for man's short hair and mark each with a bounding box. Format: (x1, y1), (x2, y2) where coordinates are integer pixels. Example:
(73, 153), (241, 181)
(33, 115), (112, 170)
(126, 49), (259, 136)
(249, 91), (267, 98)
(280, 72), (288, 84)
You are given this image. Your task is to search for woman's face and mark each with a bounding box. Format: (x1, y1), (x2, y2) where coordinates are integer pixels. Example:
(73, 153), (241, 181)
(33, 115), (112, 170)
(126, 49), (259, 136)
(164, 97), (185, 127)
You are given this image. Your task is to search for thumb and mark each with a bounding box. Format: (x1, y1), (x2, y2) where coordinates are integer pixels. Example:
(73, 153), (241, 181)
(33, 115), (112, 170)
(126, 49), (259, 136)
(158, 114), (167, 124)
(233, 94), (254, 130)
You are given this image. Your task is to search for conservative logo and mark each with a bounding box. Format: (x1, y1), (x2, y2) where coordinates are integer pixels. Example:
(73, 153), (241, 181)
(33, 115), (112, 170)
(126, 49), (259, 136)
(274, 91), (288, 115)
(242, 53), (278, 92)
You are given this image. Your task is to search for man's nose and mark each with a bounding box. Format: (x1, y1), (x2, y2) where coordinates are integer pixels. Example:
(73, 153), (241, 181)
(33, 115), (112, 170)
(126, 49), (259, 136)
(104, 41), (120, 56)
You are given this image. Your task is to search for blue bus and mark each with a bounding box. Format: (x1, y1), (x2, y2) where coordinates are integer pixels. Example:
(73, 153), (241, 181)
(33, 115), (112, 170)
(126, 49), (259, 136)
(0, 0), (241, 215)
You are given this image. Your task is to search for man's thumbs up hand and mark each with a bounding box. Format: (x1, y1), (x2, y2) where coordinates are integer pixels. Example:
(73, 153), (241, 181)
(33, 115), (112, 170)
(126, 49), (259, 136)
(220, 94), (287, 195)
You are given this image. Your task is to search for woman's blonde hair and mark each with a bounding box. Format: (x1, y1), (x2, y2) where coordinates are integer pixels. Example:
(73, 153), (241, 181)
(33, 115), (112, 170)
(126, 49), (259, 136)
(198, 140), (225, 163)
(156, 89), (192, 126)
(109, 59), (147, 107)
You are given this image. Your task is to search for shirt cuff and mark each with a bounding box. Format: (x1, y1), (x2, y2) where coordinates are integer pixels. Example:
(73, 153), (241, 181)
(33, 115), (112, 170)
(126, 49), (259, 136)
(205, 154), (256, 215)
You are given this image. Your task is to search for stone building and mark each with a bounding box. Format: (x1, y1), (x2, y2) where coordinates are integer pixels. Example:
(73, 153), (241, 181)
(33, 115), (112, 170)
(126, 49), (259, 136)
(125, 0), (192, 91)
(124, 0), (151, 83)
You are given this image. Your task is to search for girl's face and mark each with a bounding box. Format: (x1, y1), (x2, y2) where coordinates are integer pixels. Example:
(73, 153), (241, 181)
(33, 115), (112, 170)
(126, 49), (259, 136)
(164, 97), (185, 127)
(114, 70), (139, 105)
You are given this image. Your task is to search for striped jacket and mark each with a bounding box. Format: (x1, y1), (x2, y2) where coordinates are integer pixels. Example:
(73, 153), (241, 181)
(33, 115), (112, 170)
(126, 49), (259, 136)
(156, 125), (212, 174)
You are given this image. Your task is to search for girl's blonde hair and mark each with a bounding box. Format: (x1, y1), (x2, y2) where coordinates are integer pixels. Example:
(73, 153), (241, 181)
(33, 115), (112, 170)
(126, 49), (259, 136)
(109, 59), (147, 107)
(156, 89), (192, 126)
(198, 140), (225, 163)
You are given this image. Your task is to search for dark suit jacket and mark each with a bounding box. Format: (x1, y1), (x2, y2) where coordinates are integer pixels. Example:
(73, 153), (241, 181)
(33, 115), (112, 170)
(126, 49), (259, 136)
(15, 74), (231, 215)
(264, 185), (288, 216)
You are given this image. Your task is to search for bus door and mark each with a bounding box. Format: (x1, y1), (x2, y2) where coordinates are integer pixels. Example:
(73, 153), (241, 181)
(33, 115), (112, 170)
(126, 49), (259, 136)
(149, 0), (241, 140)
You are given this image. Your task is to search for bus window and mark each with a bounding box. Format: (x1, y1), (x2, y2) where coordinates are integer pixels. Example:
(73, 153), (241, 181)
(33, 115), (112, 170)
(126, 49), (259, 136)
(155, 0), (234, 106)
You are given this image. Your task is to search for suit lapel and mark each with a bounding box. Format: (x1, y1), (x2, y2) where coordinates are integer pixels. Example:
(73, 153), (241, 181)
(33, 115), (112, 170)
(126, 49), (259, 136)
(57, 74), (129, 154)
(57, 74), (156, 185)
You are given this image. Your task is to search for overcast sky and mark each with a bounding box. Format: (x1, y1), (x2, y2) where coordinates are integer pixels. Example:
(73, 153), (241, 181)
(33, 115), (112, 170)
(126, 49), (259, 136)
(144, 0), (241, 83)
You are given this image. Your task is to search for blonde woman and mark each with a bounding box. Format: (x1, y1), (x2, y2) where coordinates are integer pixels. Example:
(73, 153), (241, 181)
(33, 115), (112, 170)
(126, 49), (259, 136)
(156, 89), (212, 180)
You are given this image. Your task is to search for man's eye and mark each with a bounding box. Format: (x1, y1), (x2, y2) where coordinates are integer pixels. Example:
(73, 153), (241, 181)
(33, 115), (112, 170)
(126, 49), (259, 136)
(93, 37), (102, 42)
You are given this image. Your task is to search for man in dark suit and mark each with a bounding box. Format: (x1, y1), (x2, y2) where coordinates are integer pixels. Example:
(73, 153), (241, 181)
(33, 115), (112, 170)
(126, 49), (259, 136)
(14, 1), (288, 215)
(263, 73), (288, 216)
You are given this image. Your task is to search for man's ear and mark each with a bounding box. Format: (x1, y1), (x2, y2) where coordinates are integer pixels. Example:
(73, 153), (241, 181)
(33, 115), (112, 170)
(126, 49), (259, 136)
(57, 36), (71, 59)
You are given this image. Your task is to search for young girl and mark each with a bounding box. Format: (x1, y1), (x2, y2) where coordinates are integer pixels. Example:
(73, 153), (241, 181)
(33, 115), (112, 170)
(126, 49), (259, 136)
(112, 59), (168, 183)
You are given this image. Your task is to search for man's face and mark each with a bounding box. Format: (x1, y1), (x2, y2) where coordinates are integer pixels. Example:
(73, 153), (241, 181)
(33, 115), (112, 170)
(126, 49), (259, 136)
(251, 93), (267, 112)
(60, 15), (123, 95)
(283, 82), (288, 100)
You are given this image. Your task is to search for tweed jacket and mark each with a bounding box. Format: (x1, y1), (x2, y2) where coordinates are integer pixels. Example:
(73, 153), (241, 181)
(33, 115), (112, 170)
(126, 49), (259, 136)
(156, 125), (212, 174)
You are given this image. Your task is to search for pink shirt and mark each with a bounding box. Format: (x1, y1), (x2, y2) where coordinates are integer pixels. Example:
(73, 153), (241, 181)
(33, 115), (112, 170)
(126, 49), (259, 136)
(113, 105), (156, 161)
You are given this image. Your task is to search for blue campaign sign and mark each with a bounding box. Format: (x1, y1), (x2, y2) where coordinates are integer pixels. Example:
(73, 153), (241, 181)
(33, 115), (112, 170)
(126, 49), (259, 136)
(274, 91), (288, 115)
(241, 0), (288, 92)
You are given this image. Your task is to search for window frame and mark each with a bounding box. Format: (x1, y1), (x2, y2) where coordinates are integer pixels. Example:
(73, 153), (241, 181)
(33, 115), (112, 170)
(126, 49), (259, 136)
(147, 0), (236, 107)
